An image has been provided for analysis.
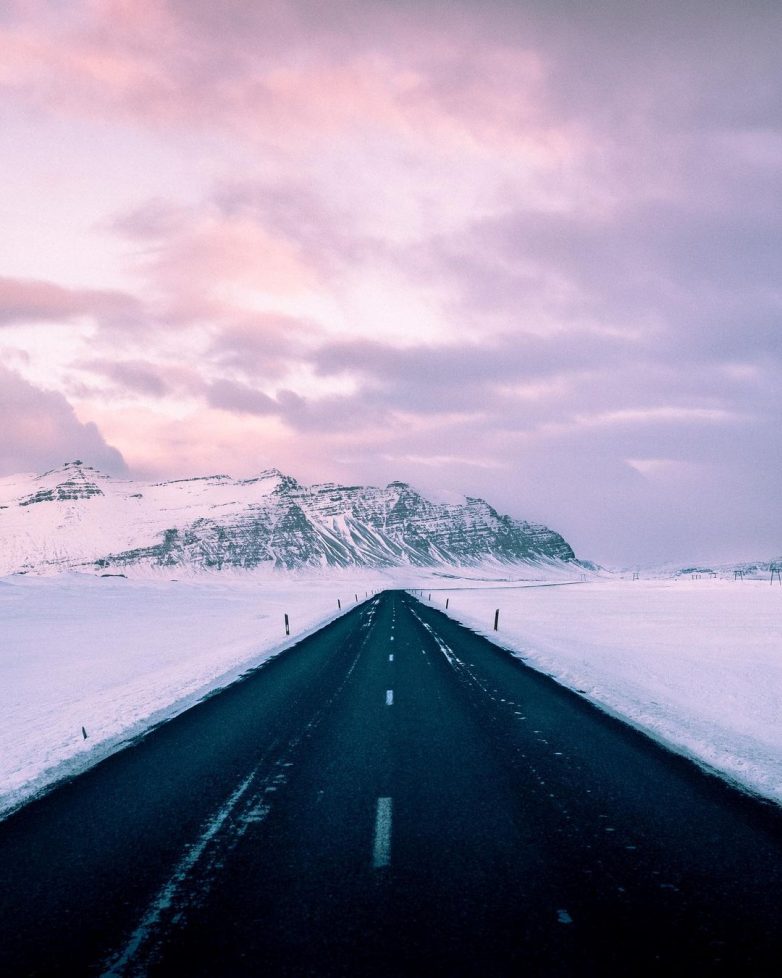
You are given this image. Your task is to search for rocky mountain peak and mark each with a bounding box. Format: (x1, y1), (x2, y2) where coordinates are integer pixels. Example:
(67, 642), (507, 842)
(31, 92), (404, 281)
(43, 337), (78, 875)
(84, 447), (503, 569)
(0, 464), (577, 574)
(40, 460), (107, 479)
(18, 461), (108, 508)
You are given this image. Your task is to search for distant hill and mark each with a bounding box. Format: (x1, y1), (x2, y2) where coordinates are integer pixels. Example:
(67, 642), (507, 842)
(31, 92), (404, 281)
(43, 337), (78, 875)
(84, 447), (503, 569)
(673, 558), (782, 580)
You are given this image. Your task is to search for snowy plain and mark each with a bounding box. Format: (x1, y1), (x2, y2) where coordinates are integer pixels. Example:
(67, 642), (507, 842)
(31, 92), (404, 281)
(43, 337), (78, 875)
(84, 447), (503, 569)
(1, 568), (781, 818)
(430, 577), (782, 806)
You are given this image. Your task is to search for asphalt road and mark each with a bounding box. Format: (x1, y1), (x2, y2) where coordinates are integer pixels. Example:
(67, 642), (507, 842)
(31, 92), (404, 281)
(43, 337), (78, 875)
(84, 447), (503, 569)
(1, 590), (781, 976)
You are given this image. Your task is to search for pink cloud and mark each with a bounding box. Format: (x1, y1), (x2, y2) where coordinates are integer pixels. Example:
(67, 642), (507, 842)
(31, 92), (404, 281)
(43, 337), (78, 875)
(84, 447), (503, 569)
(111, 207), (322, 326)
(0, 1), (576, 159)
(0, 276), (142, 328)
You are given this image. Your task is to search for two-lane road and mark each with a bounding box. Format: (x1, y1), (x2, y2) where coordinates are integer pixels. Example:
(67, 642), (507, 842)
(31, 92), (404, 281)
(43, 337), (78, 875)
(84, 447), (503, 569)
(1, 591), (781, 976)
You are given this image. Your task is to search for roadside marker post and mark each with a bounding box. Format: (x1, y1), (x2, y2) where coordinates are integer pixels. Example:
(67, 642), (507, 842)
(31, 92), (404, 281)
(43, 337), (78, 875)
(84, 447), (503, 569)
(338, 598), (341, 609)
(284, 613), (290, 636)
(494, 609), (500, 631)
(446, 598), (449, 609)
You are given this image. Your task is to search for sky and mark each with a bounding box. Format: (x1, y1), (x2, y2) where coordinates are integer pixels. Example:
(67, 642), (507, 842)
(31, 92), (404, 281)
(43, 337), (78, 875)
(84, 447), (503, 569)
(1, 0), (780, 567)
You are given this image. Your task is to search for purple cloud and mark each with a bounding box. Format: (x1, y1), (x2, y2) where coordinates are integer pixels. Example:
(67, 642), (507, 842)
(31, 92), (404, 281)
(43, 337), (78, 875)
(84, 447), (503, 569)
(0, 366), (127, 476)
(206, 379), (280, 416)
(208, 315), (313, 378)
(80, 360), (172, 398)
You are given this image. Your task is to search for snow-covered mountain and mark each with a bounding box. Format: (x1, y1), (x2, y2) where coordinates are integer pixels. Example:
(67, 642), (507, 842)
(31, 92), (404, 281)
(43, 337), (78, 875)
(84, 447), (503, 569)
(0, 461), (577, 575)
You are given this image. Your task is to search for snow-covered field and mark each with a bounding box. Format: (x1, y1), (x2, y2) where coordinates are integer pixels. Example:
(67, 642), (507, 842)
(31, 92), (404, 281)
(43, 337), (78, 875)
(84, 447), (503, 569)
(432, 578), (782, 805)
(0, 572), (382, 817)
(2, 569), (780, 818)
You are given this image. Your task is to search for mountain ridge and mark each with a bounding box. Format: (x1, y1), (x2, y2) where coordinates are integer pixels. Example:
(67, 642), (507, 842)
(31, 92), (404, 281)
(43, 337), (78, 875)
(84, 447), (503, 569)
(0, 461), (577, 575)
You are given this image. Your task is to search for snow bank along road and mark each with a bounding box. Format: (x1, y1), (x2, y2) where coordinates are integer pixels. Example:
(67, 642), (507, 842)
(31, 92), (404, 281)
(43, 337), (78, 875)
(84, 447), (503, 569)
(1, 593), (781, 976)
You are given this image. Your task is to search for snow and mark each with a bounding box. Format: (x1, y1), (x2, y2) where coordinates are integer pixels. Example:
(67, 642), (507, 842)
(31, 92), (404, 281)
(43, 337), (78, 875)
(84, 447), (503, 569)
(0, 572), (379, 818)
(2, 567), (780, 819)
(0, 462), (577, 575)
(0, 463), (290, 575)
(430, 577), (782, 805)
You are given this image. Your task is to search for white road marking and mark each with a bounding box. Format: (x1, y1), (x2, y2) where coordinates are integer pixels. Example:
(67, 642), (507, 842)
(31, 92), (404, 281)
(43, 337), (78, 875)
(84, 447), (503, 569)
(388, 654), (394, 662)
(386, 689), (394, 706)
(372, 797), (393, 868)
(557, 909), (573, 925)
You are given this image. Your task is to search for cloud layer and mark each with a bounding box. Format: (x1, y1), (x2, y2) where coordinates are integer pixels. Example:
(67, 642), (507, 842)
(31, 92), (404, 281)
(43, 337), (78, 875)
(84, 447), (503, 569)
(1, 0), (780, 564)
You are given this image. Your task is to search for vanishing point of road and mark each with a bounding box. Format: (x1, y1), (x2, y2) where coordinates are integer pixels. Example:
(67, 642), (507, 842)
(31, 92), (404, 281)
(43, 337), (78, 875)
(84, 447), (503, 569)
(1, 591), (781, 976)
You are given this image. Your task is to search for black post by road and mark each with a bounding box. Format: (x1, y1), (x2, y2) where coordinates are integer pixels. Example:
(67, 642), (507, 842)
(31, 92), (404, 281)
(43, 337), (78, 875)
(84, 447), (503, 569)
(284, 613), (290, 636)
(337, 598), (341, 609)
(446, 598), (449, 609)
(494, 609), (500, 631)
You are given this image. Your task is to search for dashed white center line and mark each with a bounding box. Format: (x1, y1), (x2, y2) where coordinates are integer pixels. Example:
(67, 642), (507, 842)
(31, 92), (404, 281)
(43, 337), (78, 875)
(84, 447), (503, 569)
(386, 689), (394, 706)
(388, 654), (394, 662)
(372, 797), (393, 868)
